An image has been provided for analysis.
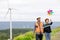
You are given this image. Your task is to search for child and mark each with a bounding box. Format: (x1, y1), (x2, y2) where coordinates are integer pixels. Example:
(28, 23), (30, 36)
(44, 18), (53, 40)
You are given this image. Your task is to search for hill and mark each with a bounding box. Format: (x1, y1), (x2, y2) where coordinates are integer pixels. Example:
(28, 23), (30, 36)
(0, 28), (33, 40)
(13, 27), (60, 40)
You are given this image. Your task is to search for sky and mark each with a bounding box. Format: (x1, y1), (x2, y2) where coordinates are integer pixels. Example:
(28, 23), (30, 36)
(0, 0), (60, 22)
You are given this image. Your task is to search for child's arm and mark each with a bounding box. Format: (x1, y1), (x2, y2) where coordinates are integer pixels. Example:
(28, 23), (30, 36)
(48, 22), (53, 25)
(48, 19), (53, 25)
(43, 20), (53, 28)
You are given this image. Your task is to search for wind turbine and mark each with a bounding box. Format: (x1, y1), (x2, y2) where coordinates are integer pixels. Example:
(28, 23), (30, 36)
(5, 0), (15, 40)
(5, 0), (19, 40)
(5, 8), (13, 40)
(6, 7), (18, 40)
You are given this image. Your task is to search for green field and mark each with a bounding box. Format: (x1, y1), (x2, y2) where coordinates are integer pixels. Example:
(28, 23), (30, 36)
(13, 27), (60, 40)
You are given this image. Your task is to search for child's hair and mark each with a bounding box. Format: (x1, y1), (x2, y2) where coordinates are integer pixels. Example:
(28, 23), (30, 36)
(45, 18), (49, 22)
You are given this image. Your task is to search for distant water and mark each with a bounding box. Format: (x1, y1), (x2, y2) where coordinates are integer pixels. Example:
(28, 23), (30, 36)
(0, 21), (60, 30)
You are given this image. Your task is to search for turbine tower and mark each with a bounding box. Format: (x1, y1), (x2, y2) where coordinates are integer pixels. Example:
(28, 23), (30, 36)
(9, 8), (12, 40)
(6, 0), (13, 40)
(6, 8), (13, 40)
(5, 0), (18, 40)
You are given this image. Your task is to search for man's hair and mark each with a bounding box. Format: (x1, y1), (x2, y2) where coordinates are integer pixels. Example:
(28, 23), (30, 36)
(37, 17), (41, 20)
(45, 18), (49, 22)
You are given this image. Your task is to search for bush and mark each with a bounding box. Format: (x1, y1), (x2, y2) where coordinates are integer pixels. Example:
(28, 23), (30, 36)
(13, 31), (35, 40)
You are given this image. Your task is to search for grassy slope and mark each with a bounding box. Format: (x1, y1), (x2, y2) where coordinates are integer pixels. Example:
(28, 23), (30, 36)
(0, 28), (32, 40)
(51, 32), (60, 40)
(13, 27), (60, 40)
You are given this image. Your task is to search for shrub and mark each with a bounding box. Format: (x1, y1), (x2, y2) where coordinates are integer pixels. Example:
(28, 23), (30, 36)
(13, 31), (35, 40)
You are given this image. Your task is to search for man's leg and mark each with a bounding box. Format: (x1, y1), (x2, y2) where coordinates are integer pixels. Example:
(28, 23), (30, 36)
(36, 34), (39, 40)
(39, 33), (43, 40)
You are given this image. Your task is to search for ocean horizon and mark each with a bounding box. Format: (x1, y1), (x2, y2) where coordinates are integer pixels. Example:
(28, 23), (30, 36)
(0, 21), (60, 30)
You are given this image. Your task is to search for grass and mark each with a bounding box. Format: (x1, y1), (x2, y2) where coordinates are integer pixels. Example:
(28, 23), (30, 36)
(13, 27), (60, 40)
(51, 27), (60, 36)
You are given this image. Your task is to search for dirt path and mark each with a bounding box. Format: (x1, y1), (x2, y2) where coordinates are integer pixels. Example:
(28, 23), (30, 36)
(51, 32), (60, 40)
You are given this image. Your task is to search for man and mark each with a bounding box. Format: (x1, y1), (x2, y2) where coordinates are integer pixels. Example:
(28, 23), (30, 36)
(34, 17), (44, 40)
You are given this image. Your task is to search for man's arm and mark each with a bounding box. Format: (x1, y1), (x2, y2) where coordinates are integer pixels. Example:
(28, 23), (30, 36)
(33, 23), (36, 33)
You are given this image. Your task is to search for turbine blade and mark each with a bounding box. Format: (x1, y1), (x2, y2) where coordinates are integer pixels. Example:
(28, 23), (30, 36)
(4, 9), (9, 18)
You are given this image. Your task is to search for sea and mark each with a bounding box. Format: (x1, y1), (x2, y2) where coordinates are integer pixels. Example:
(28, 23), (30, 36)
(0, 21), (60, 30)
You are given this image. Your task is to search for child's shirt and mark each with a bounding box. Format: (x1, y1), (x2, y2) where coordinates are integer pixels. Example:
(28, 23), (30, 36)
(43, 22), (53, 33)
